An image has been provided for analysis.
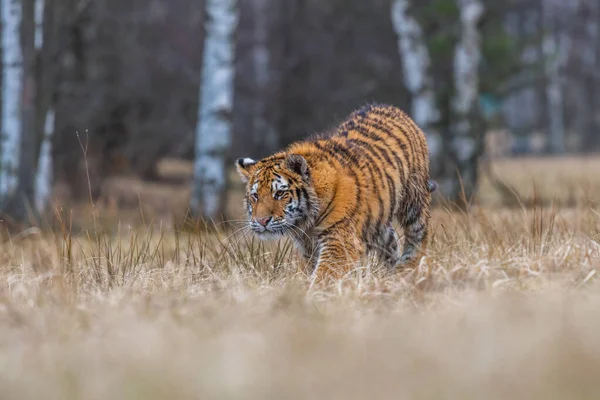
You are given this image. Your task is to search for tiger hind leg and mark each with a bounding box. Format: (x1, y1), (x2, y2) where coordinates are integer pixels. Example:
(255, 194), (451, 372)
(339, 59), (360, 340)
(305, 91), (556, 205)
(398, 192), (432, 269)
(371, 223), (402, 269)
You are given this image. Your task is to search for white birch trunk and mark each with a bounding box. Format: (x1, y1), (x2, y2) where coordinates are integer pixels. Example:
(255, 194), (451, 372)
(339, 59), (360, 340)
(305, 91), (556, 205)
(391, 0), (442, 168)
(34, 0), (43, 49)
(35, 109), (53, 213)
(190, 0), (238, 219)
(450, 0), (484, 199)
(34, 0), (54, 213)
(542, 1), (566, 154)
(0, 0), (23, 201)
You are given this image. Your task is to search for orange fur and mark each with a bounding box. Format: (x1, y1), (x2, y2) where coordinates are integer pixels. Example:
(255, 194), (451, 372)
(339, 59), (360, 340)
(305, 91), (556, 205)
(236, 104), (436, 283)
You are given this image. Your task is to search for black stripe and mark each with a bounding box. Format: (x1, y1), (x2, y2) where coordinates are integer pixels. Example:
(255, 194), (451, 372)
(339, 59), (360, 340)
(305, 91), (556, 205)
(305, 145), (338, 166)
(348, 127), (406, 186)
(404, 207), (422, 226)
(395, 114), (418, 169)
(346, 138), (394, 224)
(355, 116), (408, 160)
(317, 223), (349, 242)
(385, 227), (396, 249)
(312, 142), (361, 230)
(285, 175), (298, 186)
(354, 148), (384, 242)
(300, 187), (312, 217)
(347, 136), (392, 165)
(347, 136), (401, 177)
(315, 199), (335, 226)
(386, 174), (397, 216)
(264, 156), (286, 164)
(369, 107), (416, 161)
(330, 140), (360, 165)
(361, 222), (370, 246)
(410, 223), (425, 234)
(361, 116), (413, 170)
(350, 125), (401, 164)
(340, 132), (401, 230)
(376, 108), (419, 168)
(294, 187), (302, 206)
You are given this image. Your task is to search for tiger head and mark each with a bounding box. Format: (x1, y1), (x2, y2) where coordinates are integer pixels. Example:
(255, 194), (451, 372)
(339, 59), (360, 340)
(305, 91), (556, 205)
(235, 154), (316, 239)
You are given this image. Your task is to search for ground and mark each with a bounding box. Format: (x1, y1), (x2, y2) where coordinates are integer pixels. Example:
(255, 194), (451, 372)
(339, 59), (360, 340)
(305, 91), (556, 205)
(0, 156), (599, 399)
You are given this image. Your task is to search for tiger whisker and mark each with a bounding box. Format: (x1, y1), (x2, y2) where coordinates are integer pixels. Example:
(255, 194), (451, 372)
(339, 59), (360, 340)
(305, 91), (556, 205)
(221, 225), (252, 245)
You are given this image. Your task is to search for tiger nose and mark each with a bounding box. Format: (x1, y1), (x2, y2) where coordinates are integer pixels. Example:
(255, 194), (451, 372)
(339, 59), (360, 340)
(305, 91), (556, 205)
(255, 216), (271, 227)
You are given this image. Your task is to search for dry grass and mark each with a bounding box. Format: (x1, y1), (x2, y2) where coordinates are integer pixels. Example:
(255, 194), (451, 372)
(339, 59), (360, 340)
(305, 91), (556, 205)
(479, 155), (600, 207)
(1, 156), (600, 399)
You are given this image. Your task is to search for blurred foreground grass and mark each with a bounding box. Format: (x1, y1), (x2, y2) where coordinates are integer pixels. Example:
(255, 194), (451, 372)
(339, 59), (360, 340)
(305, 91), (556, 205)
(0, 156), (599, 399)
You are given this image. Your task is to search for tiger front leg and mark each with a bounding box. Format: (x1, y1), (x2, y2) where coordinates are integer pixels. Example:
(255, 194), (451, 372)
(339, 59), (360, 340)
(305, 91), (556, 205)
(310, 231), (365, 284)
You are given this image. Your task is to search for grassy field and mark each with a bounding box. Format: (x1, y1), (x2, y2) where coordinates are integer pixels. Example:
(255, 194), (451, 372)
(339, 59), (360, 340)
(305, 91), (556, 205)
(0, 156), (599, 399)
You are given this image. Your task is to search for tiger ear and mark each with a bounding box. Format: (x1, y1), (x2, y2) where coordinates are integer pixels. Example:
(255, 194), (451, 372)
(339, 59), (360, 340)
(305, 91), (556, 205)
(235, 158), (257, 183)
(285, 154), (309, 180)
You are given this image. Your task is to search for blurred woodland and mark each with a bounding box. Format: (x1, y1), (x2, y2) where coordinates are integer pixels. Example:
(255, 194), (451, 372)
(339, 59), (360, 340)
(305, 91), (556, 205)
(0, 0), (599, 226)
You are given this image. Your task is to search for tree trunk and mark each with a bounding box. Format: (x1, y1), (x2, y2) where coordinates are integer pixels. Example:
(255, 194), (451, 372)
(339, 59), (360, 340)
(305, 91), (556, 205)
(34, 0), (43, 49)
(33, 0), (55, 214)
(251, 0), (279, 156)
(534, 0), (549, 143)
(390, 0), (443, 181)
(584, 0), (600, 152)
(1, 0), (24, 205)
(190, 0), (238, 221)
(0, 0), (38, 224)
(449, 0), (484, 203)
(35, 108), (53, 213)
(14, 0), (37, 222)
(542, 1), (566, 154)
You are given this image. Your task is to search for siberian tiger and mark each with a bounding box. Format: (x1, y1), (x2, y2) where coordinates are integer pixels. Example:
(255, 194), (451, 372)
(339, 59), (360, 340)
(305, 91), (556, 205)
(235, 103), (437, 282)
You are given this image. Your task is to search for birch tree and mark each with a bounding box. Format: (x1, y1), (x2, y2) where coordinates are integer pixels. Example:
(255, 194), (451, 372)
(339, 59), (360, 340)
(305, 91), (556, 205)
(13, 0), (37, 223)
(542, 0), (566, 154)
(1, 0), (24, 205)
(35, 109), (54, 213)
(190, 0), (238, 220)
(450, 0), (484, 201)
(33, 0), (54, 213)
(391, 0), (443, 179)
(0, 0), (44, 223)
(392, 0), (485, 204)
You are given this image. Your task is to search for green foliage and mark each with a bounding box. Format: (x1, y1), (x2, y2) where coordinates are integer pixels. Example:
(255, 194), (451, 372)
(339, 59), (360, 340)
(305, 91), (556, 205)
(478, 13), (527, 98)
(480, 31), (519, 94)
(412, 0), (460, 114)
(421, 0), (460, 57)
(428, 31), (456, 59)
(431, 0), (459, 18)
(482, 33), (515, 65)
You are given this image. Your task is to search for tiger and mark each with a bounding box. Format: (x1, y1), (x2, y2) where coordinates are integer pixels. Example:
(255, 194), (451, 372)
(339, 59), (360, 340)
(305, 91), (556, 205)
(235, 103), (437, 282)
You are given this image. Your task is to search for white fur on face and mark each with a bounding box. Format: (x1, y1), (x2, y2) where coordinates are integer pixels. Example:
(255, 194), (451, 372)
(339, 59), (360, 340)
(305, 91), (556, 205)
(271, 176), (289, 194)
